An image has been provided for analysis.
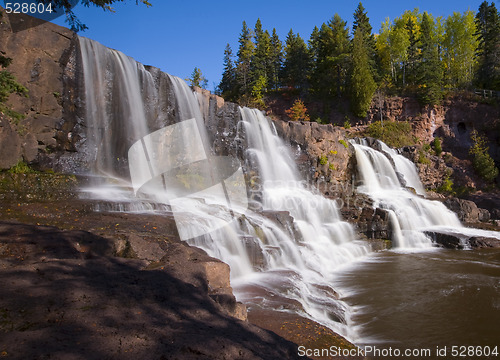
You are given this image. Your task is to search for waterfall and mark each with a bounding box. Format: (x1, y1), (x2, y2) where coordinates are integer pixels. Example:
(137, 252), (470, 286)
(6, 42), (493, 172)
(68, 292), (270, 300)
(352, 139), (500, 248)
(78, 36), (372, 342)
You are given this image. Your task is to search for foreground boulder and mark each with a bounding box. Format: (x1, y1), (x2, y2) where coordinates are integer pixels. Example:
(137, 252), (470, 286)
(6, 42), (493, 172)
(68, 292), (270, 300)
(0, 221), (306, 360)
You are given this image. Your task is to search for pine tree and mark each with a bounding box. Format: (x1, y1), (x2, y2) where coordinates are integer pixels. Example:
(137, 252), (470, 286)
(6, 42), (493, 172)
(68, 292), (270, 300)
(218, 44), (237, 101)
(349, 29), (376, 117)
(251, 19), (271, 95)
(186, 67), (208, 89)
(282, 29), (310, 92)
(309, 14), (350, 100)
(416, 12), (443, 105)
(406, 16), (419, 87)
(352, 2), (378, 80)
(268, 28), (283, 91)
(470, 130), (499, 182)
(236, 21), (255, 100)
(475, 1), (500, 90)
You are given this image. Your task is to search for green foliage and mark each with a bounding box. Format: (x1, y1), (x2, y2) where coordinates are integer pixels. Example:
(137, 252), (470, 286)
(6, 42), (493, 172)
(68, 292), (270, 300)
(0, 35), (28, 121)
(418, 149), (431, 164)
(186, 67), (208, 89)
(343, 116), (351, 129)
(433, 137), (442, 156)
(437, 174), (454, 194)
(7, 161), (35, 174)
(0, 70), (27, 104)
(319, 155), (328, 165)
(250, 75), (267, 108)
(474, 1), (500, 90)
(236, 21), (255, 100)
(443, 11), (478, 88)
(469, 130), (499, 182)
(282, 30), (310, 91)
(339, 139), (349, 148)
(329, 163), (336, 170)
(217, 44), (237, 101)
(365, 121), (414, 148)
(218, 2), (494, 110)
(285, 99), (310, 121)
(416, 12), (443, 105)
(268, 28), (283, 91)
(309, 14), (350, 101)
(349, 29), (376, 117)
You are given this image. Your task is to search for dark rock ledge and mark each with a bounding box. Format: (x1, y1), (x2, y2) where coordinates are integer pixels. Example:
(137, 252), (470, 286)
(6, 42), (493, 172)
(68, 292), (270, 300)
(424, 230), (500, 249)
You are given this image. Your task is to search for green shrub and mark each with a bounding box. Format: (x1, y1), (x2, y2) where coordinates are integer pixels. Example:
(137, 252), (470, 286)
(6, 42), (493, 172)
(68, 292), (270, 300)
(319, 155), (328, 166)
(339, 139), (349, 148)
(433, 137), (442, 156)
(469, 130), (499, 183)
(437, 175), (454, 194)
(8, 160), (35, 174)
(418, 149), (431, 165)
(329, 163), (336, 170)
(343, 116), (351, 129)
(365, 121), (414, 148)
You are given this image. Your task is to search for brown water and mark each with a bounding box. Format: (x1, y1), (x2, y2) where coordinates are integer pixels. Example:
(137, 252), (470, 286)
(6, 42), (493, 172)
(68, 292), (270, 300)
(335, 249), (500, 358)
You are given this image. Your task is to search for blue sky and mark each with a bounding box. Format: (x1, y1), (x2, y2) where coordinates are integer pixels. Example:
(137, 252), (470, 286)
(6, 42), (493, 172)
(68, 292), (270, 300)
(52, 0), (491, 91)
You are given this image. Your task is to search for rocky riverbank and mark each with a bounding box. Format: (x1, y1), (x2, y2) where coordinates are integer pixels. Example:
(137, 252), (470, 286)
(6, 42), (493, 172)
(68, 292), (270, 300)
(0, 173), (367, 360)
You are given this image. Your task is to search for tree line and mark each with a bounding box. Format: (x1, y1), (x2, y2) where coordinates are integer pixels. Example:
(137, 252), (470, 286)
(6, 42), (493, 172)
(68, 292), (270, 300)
(216, 1), (500, 119)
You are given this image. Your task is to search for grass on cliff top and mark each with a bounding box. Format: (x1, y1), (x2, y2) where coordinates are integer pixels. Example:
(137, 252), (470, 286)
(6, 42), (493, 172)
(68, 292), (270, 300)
(364, 121), (416, 148)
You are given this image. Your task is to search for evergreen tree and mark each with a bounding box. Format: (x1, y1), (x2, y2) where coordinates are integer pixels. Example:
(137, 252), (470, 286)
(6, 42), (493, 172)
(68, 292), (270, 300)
(310, 14), (350, 100)
(470, 130), (499, 182)
(218, 44), (238, 101)
(416, 12), (443, 105)
(281, 29), (310, 92)
(349, 29), (376, 117)
(186, 67), (208, 89)
(236, 21), (255, 100)
(475, 1), (500, 90)
(352, 2), (378, 79)
(251, 19), (271, 94)
(406, 16), (419, 86)
(268, 29), (283, 91)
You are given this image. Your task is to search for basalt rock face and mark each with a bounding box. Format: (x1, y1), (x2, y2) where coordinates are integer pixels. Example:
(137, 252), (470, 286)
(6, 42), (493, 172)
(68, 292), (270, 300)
(0, 10), (78, 170)
(444, 198), (491, 224)
(273, 120), (354, 185)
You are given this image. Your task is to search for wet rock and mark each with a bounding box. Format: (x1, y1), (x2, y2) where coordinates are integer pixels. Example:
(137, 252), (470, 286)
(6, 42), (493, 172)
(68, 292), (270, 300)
(425, 231), (464, 249)
(424, 230), (500, 249)
(468, 236), (500, 248)
(444, 197), (485, 223)
(342, 196), (392, 240)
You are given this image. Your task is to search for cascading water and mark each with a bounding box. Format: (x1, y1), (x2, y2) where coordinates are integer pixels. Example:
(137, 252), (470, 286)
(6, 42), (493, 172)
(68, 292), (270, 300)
(78, 36), (372, 342)
(353, 139), (500, 248)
